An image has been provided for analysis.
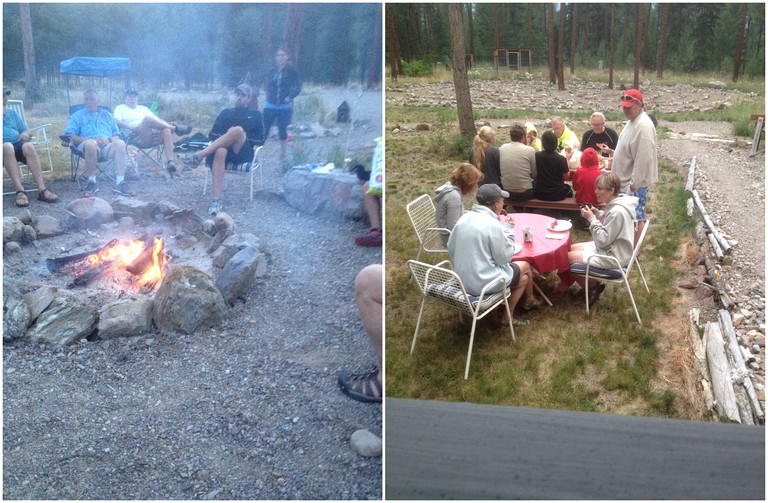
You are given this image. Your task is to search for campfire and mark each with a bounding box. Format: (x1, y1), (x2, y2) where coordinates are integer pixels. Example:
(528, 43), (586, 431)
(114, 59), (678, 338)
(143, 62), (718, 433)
(47, 237), (167, 290)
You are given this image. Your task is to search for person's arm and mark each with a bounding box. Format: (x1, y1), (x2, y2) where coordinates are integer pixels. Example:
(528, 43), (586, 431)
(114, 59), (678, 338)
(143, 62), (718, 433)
(287, 67), (302, 101)
(590, 209), (622, 248)
(560, 156), (571, 181)
(209, 109), (228, 140)
(491, 224), (517, 264)
(444, 196), (464, 231)
(248, 111), (265, 146)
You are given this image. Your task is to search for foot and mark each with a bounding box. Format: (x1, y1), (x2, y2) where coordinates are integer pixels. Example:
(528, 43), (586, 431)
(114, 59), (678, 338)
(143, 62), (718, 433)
(337, 368), (382, 404)
(208, 198), (223, 216)
(37, 188), (59, 203)
(15, 191), (29, 207)
(588, 283), (606, 308)
(114, 181), (136, 197)
(521, 297), (543, 311)
(174, 124), (192, 136)
(166, 160), (177, 177)
(180, 152), (200, 168)
(354, 228), (382, 247)
(83, 180), (98, 198)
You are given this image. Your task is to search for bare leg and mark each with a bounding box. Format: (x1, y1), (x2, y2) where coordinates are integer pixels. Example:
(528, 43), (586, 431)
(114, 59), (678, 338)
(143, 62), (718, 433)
(160, 128), (175, 163)
(362, 182), (381, 229)
(140, 115), (175, 131)
(20, 142), (47, 191)
(211, 147), (228, 199)
(3, 142), (25, 192)
(194, 127), (246, 160)
(80, 139), (99, 177)
(355, 264), (383, 372)
(107, 139), (127, 177)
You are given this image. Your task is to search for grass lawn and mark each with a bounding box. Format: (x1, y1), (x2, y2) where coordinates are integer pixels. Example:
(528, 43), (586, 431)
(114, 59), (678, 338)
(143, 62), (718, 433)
(384, 108), (702, 418)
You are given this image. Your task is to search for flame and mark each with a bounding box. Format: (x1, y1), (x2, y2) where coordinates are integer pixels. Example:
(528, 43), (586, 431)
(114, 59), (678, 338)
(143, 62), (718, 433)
(86, 238), (166, 289)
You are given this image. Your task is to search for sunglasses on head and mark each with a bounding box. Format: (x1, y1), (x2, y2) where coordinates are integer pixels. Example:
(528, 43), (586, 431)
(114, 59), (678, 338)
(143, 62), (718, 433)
(621, 94), (641, 104)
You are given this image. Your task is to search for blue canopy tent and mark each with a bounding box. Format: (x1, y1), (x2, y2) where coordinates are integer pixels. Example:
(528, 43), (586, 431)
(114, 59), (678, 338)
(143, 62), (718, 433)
(60, 57), (131, 109)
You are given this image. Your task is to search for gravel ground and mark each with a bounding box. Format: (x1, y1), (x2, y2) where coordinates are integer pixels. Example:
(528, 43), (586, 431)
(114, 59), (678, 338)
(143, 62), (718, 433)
(3, 88), (383, 499)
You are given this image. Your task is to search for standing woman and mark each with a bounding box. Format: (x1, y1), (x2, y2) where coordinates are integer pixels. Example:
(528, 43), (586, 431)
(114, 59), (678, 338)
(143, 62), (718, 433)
(468, 125), (501, 188)
(262, 47), (302, 162)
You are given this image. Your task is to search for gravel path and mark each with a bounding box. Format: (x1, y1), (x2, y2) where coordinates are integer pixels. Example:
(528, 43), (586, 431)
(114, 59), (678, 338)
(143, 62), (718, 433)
(3, 89), (383, 499)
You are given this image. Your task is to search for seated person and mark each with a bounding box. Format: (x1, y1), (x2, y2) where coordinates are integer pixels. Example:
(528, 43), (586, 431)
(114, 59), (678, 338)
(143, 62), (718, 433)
(581, 112), (618, 157)
(534, 131), (573, 201)
(64, 88), (132, 197)
(3, 90), (58, 206)
(551, 117), (580, 153)
(355, 177), (382, 247)
(468, 126), (501, 187)
(572, 148), (602, 205)
(180, 84), (264, 215)
(525, 122), (542, 152)
(567, 172), (638, 306)
(113, 89), (192, 176)
(499, 123), (537, 201)
(433, 163), (484, 245)
(448, 184), (541, 326)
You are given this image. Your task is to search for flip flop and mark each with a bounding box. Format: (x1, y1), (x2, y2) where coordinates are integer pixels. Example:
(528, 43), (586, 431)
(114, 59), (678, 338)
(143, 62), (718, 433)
(337, 368), (382, 403)
(15, 191), (29, 207)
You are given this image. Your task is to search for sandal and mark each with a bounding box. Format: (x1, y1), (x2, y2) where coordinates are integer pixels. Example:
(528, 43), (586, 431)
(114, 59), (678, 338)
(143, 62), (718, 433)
(37, 188), (59, 203)
(354, 229), (382, 247)
(337, 367), (382, 403)
(522, 297), (543, 311)
(588, 284), (606, 308)
(15, 191), (29, 207)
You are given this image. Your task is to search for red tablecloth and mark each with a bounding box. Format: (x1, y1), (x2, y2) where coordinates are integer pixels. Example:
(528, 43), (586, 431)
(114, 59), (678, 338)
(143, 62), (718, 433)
(500, 213), (575, 287)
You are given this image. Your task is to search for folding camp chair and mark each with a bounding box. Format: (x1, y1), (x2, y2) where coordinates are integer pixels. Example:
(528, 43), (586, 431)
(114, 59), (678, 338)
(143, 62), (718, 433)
(60, 104), (119, 188)
(202, 145), (264, 201)
(121, 101), (165, 170)
(3, 100), (54, 196)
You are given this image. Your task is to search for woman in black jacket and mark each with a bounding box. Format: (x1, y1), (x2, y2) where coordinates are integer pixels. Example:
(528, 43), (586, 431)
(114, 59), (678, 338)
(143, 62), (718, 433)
(262, 47), (302, 162)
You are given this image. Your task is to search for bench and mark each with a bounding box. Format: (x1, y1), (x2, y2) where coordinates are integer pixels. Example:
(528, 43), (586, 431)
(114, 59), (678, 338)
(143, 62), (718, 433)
(505, 196), (605, 214)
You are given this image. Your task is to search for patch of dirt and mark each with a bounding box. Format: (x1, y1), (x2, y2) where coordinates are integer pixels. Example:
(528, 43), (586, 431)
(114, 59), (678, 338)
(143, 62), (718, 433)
(3, 87), (383, 499)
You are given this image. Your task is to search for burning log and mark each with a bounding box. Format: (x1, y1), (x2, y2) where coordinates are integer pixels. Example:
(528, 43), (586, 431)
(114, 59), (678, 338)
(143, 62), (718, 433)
(69, 260), (115, 288)
(46, 239), (119, 273)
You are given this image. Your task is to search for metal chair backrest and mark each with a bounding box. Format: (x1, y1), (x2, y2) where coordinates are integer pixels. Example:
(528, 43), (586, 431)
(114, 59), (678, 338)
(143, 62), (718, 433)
(406, 194), (450, 260)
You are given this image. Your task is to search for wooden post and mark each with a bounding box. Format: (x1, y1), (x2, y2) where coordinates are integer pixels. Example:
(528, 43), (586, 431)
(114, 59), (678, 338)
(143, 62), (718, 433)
(706, 233), (725, 261)
(705, 322), (740, 423)
(691, 190), (732, 254)
(685, 157), (696, 192)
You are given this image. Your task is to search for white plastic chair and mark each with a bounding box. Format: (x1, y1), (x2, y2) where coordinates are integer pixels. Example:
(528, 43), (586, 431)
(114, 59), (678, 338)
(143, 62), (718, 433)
(406, 194), (451, 262)
(204, 145), (263, 201)
(3, 100), (54, 195)
(408, 259), (515, 380)
(571, 218), (651, 324)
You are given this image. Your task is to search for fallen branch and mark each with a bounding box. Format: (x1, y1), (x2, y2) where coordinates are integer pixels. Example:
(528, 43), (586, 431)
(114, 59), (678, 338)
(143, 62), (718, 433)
(691, 190), (732, 255)
(719, 310), (765, 424)
(705, 321), (740, 423)
(689, 309), (715, 414)
(706, 233), (725, 261)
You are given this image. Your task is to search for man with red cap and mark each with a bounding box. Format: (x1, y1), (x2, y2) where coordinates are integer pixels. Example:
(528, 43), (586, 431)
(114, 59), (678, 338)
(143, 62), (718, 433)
(598, 88), (657, 241)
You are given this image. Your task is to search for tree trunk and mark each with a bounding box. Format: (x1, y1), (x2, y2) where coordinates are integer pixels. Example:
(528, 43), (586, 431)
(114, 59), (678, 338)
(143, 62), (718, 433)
(547, 4), (556, 84)
(284, 4), (304, 65)
(557, 3), (565, 90)
(386, 4), (401, 80)
(733, 3), (748, 82)
(632, 4), (642, 89)
(19, 3), (40, 103)
(448, 4), (475, 140)
(466, 3), (475, 65)
(657, 3), (670, 79)
(367, 6), (382, 88)
(608, 5), (615, 89)
(570, 4), (577, 75)
(640, 4), (651, 76)
(493, 4), (500, 53)
(527, 4), (533, 48)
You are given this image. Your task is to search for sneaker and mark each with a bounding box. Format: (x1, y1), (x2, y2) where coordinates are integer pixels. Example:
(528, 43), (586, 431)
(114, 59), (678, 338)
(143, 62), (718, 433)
(166, 160), (177, 177)
(114, 181), (136, 197)
(208, 198), (223, 215)
(180, 152), (200, 168)
(174, 124), (193, 136)
(354, 229), (382, 247)
(83, 180), (98, 198)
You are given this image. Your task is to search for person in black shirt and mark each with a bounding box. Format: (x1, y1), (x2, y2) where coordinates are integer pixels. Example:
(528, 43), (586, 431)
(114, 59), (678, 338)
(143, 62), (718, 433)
(180, 84), (264, 215)
(581, 112), (618, 157)
(534, 130), (573, 201)
(262, 48), (302, 162)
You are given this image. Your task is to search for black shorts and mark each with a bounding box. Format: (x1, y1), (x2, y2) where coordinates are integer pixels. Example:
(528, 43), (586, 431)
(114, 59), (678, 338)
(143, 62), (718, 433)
(509, 262), (521, 287)
(11, 141), (28, 163)
(205, 145), (253, 168)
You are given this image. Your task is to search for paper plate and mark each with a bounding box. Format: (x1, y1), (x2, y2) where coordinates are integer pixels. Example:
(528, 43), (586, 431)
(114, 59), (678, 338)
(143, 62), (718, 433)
(547, 220), (572, 232)
(513, 242), (523, 254)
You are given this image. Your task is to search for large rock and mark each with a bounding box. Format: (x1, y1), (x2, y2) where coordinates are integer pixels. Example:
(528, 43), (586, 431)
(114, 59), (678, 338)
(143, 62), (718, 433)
(153, 265), (228, 334)
(111, 196), (157, 221)
(282, 166), (365, 220)
(98, 297), (154, 339)
(22, 285), (58, 322)
(215, 246), (266, 305)
(350, 429), (382, 457)
(3, 277), (31, 341)
(3, 217), (24, 243)
(211, 233), (261, 268)
(27, 297), (98, 345)
(67, 197), (114, 225)
(34, 214), (65, 238)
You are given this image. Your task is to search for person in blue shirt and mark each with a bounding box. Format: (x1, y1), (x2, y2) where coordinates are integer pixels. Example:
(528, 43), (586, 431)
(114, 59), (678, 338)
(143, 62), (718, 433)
(262, 48), (302, 163)
(3, 89), (58, 206)
(64, 88), (133, 197)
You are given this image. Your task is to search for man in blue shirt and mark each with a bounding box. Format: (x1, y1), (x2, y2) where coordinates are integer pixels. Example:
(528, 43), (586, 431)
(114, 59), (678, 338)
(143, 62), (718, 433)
(64, 88), (133, 197)
(3, 89), (59, 206)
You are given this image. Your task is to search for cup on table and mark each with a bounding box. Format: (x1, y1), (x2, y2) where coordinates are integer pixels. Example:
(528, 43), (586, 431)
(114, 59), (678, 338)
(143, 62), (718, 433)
(523, 225), (533, 243)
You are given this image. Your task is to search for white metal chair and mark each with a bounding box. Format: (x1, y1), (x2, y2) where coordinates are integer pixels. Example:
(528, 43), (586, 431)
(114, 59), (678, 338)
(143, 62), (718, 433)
(408, 259), (515, 380)
(570, 218), (651, 324)
(3, 100), (54, 195)
(203, 145), (263, 201)
(406, 194), (451, 262)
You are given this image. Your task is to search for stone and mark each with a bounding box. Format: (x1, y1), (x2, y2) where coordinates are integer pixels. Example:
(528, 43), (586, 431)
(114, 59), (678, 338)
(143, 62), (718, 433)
(212, 233), (261, 268)
(4, 241), (22, 254)
(155, 200), (181, 216)
(678, 279), (697, 289)
(3, 216), (24, 243)
(17, 209), (33, 225)
(708, 81), (727, 89)
(98, 297), (154, 339)
(350, 429), (382, 457)
(282, 166), (364, 220)
(732, 313), (745, 327)
(34, 214), (65, 238)
(27, 297), (98, 345)
(118, 216), (135, 230)
(153, 265), (228, 334)
(216, 246), (265, 305)
(22, 286), (58, 322)
(3, 277), (31, 341)
(695, 284), (714, 300)
(22, 224), (37, 244)
(111, 196), (157, 222)
(67, 197), (114, 225)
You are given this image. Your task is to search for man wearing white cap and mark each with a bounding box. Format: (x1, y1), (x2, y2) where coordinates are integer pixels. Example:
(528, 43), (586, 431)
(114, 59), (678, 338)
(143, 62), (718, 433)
(599, 88), (657, 240)
(448, 184), (541, 325)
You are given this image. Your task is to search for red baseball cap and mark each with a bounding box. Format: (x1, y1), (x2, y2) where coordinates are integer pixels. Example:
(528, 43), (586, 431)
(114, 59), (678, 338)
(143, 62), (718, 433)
(620, 89), (644, 107)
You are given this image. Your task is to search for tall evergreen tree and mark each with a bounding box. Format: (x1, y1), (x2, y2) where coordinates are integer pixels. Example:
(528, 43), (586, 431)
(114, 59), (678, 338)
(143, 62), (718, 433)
(448, 4), (475, 139)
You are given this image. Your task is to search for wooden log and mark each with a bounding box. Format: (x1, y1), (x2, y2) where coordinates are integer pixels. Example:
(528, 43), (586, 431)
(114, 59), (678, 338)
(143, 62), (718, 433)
(685, 156), (696, 192)
(68, 261), (114, 288)
(705, 322), (740, 423)
(706, 233), (725, 261)
(689, 309), (715, 415)
(686, 198), (694, 217)
(46, 239), (119, 273)
(691, 190), (732, 254)
(719, 309), (765, 423)
(703, 255), (733, 309)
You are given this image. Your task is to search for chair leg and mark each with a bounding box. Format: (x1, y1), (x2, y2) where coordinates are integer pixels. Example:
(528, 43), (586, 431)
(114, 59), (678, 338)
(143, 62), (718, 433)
(410, 298), (428, 355)
(584, 279), (591, 315)
(464, 315), (479, 380)
(503, 298), (516, 342)
(623, 278), (642, 324)
(636, 261), (650, 293)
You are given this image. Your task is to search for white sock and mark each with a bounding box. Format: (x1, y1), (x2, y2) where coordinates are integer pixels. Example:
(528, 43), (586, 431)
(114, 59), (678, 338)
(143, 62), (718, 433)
(89, 176), (97, 183)
(116, 176), (124, 184)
